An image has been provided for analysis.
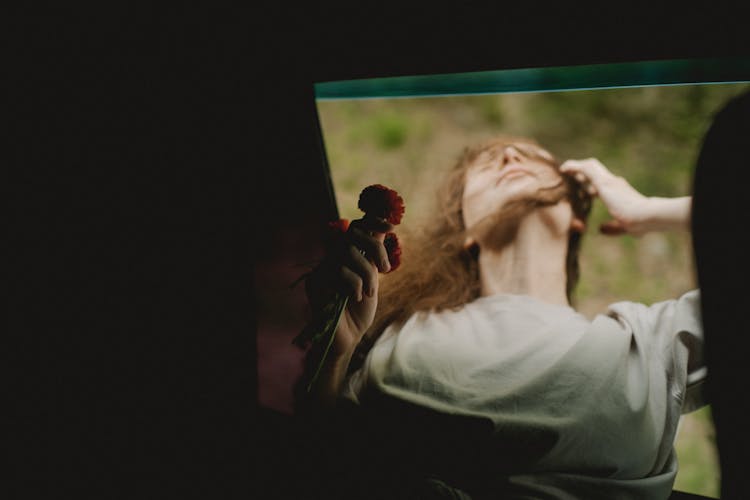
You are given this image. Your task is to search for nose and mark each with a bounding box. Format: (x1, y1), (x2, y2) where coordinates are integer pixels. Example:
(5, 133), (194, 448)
(502, 146), (524, 165)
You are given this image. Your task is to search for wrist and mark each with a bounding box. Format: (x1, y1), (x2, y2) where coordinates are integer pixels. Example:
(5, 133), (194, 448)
(310, 348), (355, 409)
(641, 196), (692, 233)
(330, 344), (357, 366)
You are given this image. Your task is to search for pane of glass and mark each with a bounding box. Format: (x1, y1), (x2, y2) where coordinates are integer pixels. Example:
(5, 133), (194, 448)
(315, 73), (748, 497)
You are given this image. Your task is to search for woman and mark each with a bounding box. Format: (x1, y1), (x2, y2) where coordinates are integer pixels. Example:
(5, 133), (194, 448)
(297, 136), (704, 499)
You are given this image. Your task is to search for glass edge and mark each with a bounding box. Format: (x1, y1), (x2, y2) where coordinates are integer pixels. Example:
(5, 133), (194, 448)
(313, 57), (750, 100)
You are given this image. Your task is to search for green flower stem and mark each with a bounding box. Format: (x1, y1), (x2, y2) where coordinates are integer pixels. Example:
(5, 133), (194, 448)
(306, 293), (349, 393)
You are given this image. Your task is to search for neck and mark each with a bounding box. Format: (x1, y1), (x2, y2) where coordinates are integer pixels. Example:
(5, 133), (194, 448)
(477, 211), (570, 307)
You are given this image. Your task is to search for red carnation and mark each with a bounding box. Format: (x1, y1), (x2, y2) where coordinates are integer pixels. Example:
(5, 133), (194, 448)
(327, 218), (350, 233)
(322, 218), (350, 250)
(384, 232), (402, 272)
(358, 184), (405, 225)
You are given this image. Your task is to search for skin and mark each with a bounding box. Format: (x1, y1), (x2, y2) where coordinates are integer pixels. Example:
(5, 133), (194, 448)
(461, 144), (585, 306)
(306, 144), (692, 407)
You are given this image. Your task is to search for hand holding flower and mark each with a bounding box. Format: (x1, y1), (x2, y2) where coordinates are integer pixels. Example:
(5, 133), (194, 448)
(293, 185), (405, 393)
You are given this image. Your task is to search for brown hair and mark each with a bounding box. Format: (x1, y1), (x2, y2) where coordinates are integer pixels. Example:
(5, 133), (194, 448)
(351, 135), (592, 368)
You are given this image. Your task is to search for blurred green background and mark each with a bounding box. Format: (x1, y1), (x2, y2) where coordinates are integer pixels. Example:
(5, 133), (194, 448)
(317, 82), (749, 497)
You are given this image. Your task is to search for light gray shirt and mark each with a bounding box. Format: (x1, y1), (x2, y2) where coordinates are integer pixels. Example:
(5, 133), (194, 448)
(341, 290), (706, 499)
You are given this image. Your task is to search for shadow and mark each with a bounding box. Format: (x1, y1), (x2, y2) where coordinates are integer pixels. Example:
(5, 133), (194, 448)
(692, 89), (750, 499)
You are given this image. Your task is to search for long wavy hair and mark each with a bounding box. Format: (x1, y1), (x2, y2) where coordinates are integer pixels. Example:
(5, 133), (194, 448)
(348, 135), (593, 371)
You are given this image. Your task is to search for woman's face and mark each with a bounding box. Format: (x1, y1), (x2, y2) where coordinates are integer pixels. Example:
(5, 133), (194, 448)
(461, 143), (572, 234)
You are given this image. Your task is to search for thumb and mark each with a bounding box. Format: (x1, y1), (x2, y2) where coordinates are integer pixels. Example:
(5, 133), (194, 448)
(599, 220), (627, 236)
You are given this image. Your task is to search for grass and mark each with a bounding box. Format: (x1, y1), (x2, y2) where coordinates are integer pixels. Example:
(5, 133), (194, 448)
(674, 406), (720, 498)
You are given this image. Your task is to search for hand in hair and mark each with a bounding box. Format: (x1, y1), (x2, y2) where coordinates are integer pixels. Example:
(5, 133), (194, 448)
(305, 216), (394, 358)
(560, 158), (652, 236)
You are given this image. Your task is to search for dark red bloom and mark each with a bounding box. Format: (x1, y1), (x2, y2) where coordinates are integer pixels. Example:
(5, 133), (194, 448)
(383, 232), (402, 272)
(327, 218), (350, 233)
(358, 184), (405, 225)
(323, 218), (349, 250)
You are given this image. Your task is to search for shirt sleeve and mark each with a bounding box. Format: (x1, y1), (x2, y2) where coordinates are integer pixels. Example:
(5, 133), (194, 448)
(339, 365), (366, 405)
(607, 289), (707, 414)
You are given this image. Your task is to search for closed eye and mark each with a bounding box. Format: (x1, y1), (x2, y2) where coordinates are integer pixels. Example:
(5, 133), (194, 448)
(474, 162), (495, 172)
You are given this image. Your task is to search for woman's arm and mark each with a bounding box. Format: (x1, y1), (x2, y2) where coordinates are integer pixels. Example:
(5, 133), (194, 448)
(306, 347), (357, 410)
(560, 158), (691, 236)
(637, 196), (692, 233)
(296, 216), (393, 415)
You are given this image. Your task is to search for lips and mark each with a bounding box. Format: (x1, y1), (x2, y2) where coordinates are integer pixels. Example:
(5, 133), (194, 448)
(497, 166), (533, 184)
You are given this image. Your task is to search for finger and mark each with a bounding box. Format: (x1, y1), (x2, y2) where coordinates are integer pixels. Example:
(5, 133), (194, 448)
(561, 163), (592, 189)
(564, 168), (597, 196)
(344, 245), (379, 297)
(599, 220), (627, 236)
(349, 217), (394, 235)
(339, 265), (364, 302)
(348, 226), (391, 273)
(560, 159), (614, 188)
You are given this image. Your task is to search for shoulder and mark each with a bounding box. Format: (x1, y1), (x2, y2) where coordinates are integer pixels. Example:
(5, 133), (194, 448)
(606, 290), (699, 322)
(601, 290), (702, 354)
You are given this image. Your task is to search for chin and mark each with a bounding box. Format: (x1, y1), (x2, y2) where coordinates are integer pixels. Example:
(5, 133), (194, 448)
(497, 184), (540, 206)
